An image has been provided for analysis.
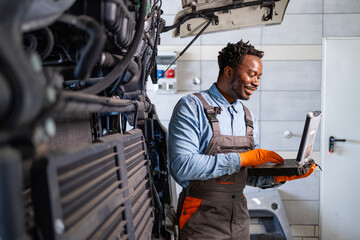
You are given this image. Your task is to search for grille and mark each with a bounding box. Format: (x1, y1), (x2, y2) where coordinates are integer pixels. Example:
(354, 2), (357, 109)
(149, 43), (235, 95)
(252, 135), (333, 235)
(32, 129), (152, 240)
(123, 134), (153, 240)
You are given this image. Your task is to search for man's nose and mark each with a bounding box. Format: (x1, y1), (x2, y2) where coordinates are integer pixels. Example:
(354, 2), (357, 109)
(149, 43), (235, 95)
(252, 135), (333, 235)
(253, 77), (260, 87)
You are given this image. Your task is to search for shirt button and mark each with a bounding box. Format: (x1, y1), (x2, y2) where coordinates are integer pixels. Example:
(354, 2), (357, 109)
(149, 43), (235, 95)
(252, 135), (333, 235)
(232, 195), (236, 199)
(183, 211), (186, 215)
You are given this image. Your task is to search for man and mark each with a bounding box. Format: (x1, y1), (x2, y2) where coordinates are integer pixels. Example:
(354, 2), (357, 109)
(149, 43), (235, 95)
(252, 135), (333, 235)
(168, 40), (316, 239)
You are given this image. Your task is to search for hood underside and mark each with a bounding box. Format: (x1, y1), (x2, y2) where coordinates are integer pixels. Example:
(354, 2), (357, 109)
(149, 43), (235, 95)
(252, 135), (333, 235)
(173, 0), (290, 38)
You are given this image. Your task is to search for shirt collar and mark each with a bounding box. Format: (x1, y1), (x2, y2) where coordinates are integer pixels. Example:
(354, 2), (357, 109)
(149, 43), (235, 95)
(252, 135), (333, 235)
(208, 83), (243, 113)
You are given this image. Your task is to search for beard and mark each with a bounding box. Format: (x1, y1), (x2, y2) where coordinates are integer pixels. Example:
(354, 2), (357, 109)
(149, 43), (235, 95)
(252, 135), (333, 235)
(229, 77), (249, 101)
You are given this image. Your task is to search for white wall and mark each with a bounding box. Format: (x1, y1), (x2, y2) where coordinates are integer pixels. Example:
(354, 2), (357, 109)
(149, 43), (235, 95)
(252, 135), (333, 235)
(151, 1), (360, 239)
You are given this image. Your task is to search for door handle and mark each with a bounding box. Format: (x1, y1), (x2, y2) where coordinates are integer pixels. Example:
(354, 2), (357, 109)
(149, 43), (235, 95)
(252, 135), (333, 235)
(329, 136), (346, 154)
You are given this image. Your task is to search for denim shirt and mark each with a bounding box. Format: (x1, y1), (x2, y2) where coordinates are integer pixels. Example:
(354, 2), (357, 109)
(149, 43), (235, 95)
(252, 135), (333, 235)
(168, 83), (279, 189)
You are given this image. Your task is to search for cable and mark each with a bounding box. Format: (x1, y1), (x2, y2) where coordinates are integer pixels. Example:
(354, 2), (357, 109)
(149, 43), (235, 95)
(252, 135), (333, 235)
(157, 18), (213, 80)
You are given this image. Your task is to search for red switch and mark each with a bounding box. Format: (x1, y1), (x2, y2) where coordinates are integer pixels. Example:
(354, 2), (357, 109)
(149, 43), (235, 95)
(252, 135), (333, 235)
(166, 69), (175, 78)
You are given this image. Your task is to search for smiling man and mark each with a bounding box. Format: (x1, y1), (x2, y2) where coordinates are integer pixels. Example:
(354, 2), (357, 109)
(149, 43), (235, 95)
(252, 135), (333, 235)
(168, 40), (314, 239)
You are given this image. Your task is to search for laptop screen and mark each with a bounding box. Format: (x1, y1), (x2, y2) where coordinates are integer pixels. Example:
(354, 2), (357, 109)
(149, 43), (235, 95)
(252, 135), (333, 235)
(297, 111), (322, 164)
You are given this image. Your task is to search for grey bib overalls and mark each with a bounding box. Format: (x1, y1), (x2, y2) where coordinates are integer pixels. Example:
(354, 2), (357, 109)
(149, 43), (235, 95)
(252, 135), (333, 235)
(178, 93), (255, 240)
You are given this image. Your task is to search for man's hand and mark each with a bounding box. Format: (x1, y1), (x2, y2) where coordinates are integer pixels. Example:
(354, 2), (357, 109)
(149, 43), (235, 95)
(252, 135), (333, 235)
(274, 164), (316, 183)
(239, 148), (284, 167)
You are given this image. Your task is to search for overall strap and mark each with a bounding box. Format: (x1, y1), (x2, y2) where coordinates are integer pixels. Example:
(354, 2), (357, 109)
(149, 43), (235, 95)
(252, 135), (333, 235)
(240, 103), (254, 137)
(193, 93), (221, 137)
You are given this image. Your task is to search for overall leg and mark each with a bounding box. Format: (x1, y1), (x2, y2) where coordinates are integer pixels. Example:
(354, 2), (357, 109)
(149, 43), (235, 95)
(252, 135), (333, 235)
(180, 199), (232, 240)
(231, 197), (250, 240)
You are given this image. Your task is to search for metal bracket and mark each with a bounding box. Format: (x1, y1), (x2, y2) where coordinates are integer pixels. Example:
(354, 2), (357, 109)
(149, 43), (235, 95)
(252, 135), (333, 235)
(261, 2), (276, 21)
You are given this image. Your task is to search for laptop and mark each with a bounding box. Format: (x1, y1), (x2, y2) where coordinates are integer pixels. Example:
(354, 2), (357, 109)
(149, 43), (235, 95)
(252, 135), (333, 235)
(247, 111), (322, 176)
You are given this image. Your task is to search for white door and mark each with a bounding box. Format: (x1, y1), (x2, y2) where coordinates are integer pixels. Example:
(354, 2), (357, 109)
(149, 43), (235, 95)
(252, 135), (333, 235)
(321, 38), (360, 239)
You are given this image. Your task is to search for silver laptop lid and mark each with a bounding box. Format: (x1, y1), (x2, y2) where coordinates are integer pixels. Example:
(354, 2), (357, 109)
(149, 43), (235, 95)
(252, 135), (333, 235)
(297, 111), (322, 165)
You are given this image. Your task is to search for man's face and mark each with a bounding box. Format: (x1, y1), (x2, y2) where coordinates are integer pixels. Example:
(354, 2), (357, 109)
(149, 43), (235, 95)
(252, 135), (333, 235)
(229, 55), (263, 101)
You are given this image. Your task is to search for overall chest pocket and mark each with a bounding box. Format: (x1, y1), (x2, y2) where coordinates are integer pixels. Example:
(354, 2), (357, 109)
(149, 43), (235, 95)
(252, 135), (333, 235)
(219, 145), (250, 152)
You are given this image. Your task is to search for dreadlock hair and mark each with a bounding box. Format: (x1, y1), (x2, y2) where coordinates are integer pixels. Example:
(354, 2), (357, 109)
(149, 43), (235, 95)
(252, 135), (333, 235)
(217, 40), (264, 75)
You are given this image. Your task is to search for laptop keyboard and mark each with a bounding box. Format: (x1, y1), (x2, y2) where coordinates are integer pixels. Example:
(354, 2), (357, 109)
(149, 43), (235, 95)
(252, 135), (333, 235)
(282, 159), (298, 167)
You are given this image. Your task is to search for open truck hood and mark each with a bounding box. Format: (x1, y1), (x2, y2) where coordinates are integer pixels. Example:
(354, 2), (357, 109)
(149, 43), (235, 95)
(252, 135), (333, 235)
(173, 0), (290, 38)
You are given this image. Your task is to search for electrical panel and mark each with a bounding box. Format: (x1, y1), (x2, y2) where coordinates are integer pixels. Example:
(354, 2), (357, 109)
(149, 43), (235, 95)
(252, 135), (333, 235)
(148, 52), (177, 93)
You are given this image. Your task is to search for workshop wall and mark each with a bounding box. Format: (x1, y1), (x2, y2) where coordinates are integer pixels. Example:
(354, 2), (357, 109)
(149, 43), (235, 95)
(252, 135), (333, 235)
(149, 0), (360, 239)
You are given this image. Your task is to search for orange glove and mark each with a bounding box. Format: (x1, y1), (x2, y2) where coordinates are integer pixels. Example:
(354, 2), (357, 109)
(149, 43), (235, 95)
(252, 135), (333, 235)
(239, 148), (284, 167)
(274, 164), (316, 183)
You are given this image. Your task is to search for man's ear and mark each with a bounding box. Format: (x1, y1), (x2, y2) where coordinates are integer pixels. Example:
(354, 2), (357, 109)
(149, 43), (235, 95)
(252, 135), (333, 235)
(223, 66), (234, 79)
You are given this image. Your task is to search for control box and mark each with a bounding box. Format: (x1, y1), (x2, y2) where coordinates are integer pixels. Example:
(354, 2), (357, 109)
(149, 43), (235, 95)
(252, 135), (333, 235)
(148, 51), (177, 93)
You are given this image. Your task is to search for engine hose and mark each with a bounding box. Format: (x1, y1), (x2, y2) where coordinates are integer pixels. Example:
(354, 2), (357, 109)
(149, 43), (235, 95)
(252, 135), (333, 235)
(80, 0), (146, 95)
(0, 72), (11, 124)
(108, 55), (141, 95)
(109, 69), (127, 95)
(63, 77), (103, 87)
(122, 56), (142, 86)
(24, 33), (37, 50)
(40, 27), (54, 60)
(58, 14), (106, 82)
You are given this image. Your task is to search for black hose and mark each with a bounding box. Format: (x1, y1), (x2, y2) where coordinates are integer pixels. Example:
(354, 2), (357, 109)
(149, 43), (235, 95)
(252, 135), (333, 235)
(122, 56), (142, 86)
(58, 91), (144, 114)
(58, 14), (106, 82)
(80, 0), (147, 94)
(63, 77), (103, 87)
(24, 33), (37, 50)
(40, 28), (54, 60)
(108, 55), (141, 95)
(109, 71), (126, 95)
(0, 72), (11, 124)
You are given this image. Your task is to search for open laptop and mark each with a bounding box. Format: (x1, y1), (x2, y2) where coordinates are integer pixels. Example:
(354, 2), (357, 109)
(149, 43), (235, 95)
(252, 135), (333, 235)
(247, 111), (322, 176)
